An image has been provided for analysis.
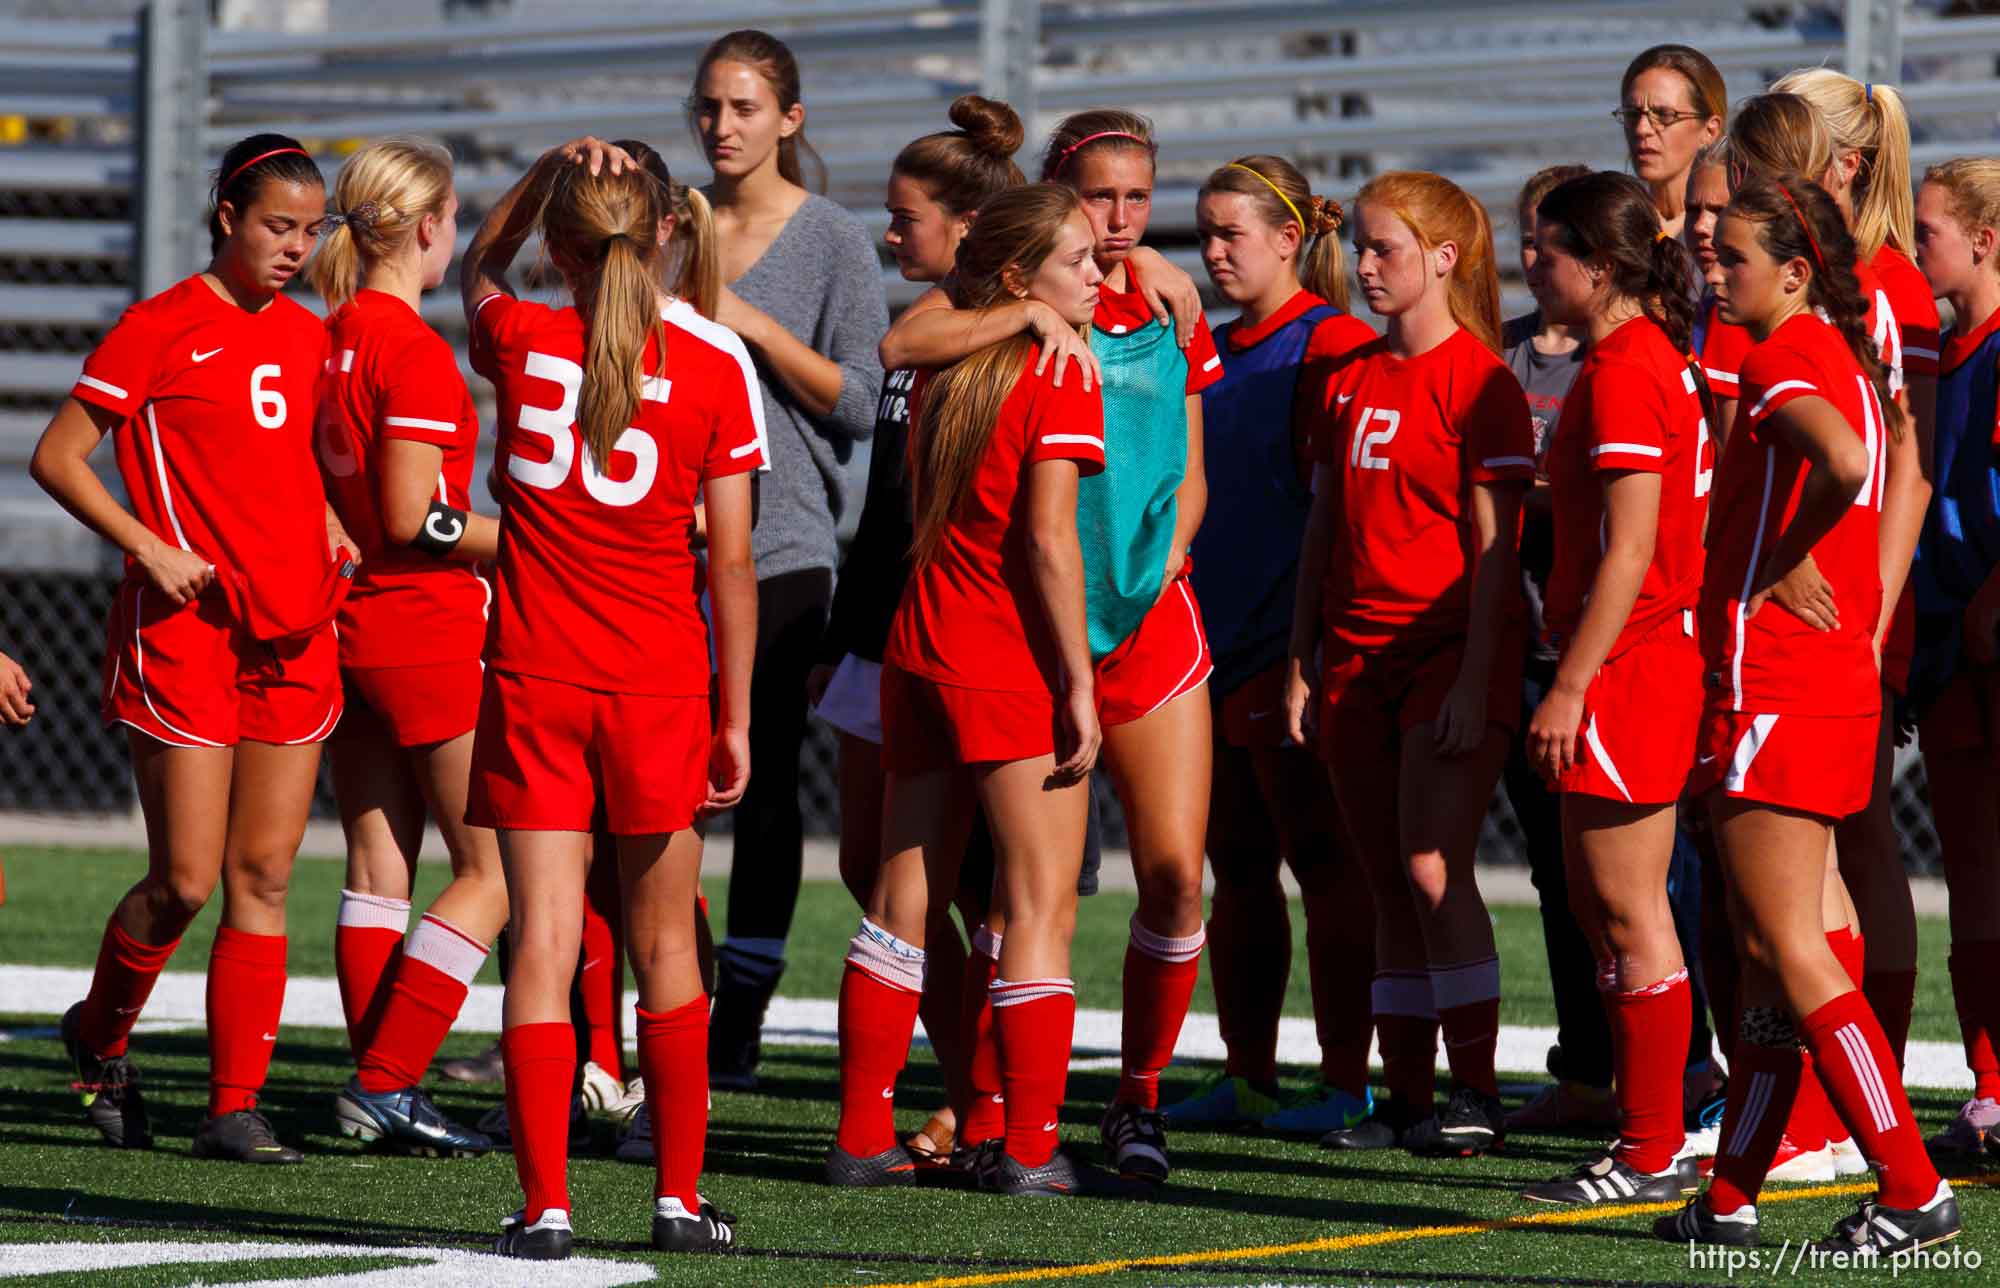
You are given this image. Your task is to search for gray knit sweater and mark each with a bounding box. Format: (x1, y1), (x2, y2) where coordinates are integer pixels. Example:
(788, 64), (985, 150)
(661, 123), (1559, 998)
(725, 193), (888, 578)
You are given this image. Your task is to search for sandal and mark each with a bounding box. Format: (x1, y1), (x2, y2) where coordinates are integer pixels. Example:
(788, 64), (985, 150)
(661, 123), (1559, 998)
(902, 1111), (957, 1167)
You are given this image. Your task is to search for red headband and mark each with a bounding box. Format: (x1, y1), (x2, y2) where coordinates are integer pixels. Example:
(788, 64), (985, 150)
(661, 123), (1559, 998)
(1053, 130), (1145, 174)
(1774, 182), (1827, 272)
(221, 146), (310, 190)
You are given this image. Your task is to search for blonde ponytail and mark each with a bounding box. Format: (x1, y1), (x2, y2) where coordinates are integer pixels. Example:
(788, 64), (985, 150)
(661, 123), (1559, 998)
(671, 184), (720, 318)
(1771, 68), (1915, 258)
(307, 136), (453, 310)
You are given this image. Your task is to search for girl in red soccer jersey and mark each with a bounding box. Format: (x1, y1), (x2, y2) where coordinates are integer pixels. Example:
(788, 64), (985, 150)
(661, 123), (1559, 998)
(1659, 175), (1959, 1255)
(1687, 144), (1750, 443)
(1284, 170), (1534, 1158)
(881, 110), (1217, 1185)
(304, 136), (505, 1158)
(461, 137), (762, 1259)
(826, 183), (1104, 1197)
(1617, 45), (1726, 243)
(1516, 171), (1717, 1203)
(34, 133), (353, 1164)
(1166, 155), (1380, 1139)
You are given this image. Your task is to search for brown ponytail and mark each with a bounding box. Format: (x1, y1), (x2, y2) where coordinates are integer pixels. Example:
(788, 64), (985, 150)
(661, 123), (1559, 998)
(892, 95), (1027, 216)
(1199, 154), (1350, 312)
(611, 137), (720, 319)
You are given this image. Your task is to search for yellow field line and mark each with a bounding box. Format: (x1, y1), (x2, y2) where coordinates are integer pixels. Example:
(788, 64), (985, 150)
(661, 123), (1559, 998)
(871, 1176), (1997, 1288)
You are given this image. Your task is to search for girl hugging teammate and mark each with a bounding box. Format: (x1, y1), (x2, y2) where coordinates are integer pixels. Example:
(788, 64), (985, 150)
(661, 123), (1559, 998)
(461, 137), (763, 1260)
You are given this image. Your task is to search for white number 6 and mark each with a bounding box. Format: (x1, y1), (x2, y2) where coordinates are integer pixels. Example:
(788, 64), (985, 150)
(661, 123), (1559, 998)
(250, 364), (286, 429)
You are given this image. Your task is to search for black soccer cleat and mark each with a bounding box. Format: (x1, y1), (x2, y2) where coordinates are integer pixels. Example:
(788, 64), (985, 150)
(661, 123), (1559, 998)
(986, 1146), (1082, 1197)
(1813, 1184), (1960, 1257)
(61, 1001), (151, 1150)
(1653, 1195), (1760, 1248)
(1522, 1150), (1699, 1205)
(1406, 1085), (1506, 1158)
(334, 1077), (494, 1157)
(651, 1197), (736, 1253)
(824, 1142), (917, 1187)
(191, 1109), (303, 1164)
(1099, 1101), (1170, 1184)
(495, 1208), (573, 1260)
(1322, 1095), (1428, 1151)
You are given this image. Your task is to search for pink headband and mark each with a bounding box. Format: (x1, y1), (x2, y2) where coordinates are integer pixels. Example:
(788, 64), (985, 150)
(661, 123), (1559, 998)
(221, 146), (309, 190)
(1053, 130), (1146, 174)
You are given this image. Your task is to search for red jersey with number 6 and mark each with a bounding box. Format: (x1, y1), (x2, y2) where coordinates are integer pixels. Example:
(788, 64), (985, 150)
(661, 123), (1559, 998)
(1699, 312), (1887, 717)
(1543, 317), (1713, 657)
(72, 274), (338, 641)
(471, 292), (765, 696)
(1311, 326), (1536, 651)
(320, 289), (489, 669)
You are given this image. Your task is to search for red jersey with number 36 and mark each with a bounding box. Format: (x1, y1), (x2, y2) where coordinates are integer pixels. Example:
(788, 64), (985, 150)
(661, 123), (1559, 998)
(1699, 312), (1887, 716)
(72, 274), (338, 640)
(1312, 327), (1536, 650)
(1543, 317), (1713, 657)
(471, 293), (765, 696)
(319, 290), (489, 669)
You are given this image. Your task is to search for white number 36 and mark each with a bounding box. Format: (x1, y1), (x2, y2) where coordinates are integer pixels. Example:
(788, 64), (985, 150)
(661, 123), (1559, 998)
(507, 350), (664, 507)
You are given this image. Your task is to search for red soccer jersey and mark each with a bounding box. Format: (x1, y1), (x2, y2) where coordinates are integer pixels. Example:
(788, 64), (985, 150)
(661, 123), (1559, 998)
(471, 293), (765, 697)
(1312, 326), (1537, 650)
(1867, 244), (1941, 383)
(885, 353), (1107, 693)
(1543, 317), (1713, 656)
(1095, 258), (1224, 394)
(319, 290), (489, 669)
(1699, 312), (1887, 716)
(72, 274), (339, 641)
(1697, 294), (1755, 402)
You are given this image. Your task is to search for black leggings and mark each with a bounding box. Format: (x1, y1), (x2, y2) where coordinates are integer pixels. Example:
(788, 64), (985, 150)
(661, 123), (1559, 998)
(725, 568), (832, 943)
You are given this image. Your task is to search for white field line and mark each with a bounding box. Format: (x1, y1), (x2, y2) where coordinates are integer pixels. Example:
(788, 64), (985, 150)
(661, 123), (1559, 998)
(0, 1239), (653, 1285)
(0, 964), (1977, 1090)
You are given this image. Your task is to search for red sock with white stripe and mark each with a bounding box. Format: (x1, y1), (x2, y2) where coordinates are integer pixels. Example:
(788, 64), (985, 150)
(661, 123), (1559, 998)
(1117, 916), (1204, 1109)
(1606, 967), (1691, 1174)
(993, 977), (1076, 1169)
(502, 1022), (574, 1223)
(637, 996), (707, 1210)
(335, 890), (409, 1062)
(958, 927), (1005, 1145)
(206, 927), (287, 1118)
(834, 918), (924, 1158)
(1818, 928), (1867, 1147)
(1372, 970), (1439, 1113)
(355, 913), (487, 1093)
(77, 916), (179, 1059)
(1431, 956), (1501, 1098)
(1799, 990), (1941, 1209)
(1707, 1013), (1804, 1216)
(1304, 890), (1374, 1096)
(1948, 941), (2000, 1100)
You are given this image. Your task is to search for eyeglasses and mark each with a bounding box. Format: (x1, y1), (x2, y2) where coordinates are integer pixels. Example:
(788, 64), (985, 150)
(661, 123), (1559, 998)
(1612, 105), (1708, 131)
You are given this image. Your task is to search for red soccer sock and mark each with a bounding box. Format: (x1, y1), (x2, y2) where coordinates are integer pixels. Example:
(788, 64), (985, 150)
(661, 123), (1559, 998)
(206, 927), (287, 1118)
(78, 915), (179, 1059)
(834, 924), (924, 1159)
(579, 872), (625, 1079)
(958, 928), (1005, 1145)
(1432, 956), (1501, 1098)
(1949, 940), (2000, 1100)
(637, 997), (707, 1210)
(1607, 968), (1691, 1174)
(356, 913), (486, 1093)
(994, 978), (1076, 1169)
(1210, 881), (1288, 1086)
(1708, 1022), (1804, 1215)
(1863, 970), (1918, 1071)
(503, 1022), (575, 1222)
(1117, 916), (1204, 1109)
(1800, 990), (1942, 1209)
(1784, 1055), (1834, 1151)
(335, 890), (409, 1062)
(1373, 970), (1439, 1113)
(1304, 890), (1374, 1095)
(1816, 929), (1867, 1145)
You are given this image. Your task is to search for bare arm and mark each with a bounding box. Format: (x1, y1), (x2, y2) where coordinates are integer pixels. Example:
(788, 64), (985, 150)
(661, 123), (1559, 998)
(0, 651), (33, 726)
(1435, 479), (1526, 756)
(1285, 463), (1341, 746)
(1873, 376), (1934, 651)
(881, 295), (1100, 391)
(1025, 457), (1100, 783)
(1747, 396), (1873, 627)
(716, 286), (844, 419)
(377, 439), (500, 562)
(461, 136), (633, 322)
(701, 471), (758, 815)
(1125, 245), (1201, 349)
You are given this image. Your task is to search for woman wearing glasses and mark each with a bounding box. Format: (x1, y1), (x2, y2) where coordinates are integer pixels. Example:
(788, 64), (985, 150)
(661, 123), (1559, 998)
(1616, 45), (1726, 243)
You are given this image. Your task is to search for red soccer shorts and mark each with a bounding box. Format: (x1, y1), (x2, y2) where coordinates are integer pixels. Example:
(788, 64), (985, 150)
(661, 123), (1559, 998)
(340, 658), (483, 748)
(1317, 628), (1523, 766)
(466, 670), (709, 835)
(879, 663), (1058, 771)
(1918, 662), (2000, 756)
(1690, 704), (1879, 820)
(1096, 573), (1213, 728)
(1557, 613), (1702, 806)
(1216, 659), (1292, 749)
(1882, 589), (1914, 698)
(102, 580), (342, 748)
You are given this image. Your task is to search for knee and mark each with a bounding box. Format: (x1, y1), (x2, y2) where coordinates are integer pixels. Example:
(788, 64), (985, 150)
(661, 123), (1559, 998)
(226, 850), (293, 909)
(1405, 852), (1450, 912)
(143, 869), (216, 924)
(1135, 852), (1205, 919)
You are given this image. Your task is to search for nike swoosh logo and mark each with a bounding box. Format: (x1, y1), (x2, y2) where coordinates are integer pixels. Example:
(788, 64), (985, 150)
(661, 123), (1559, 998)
(1248, 707), (1276, 720)
(192, 347), (223, 363)
(1696, 754), (1718, 765)
(1041, 1120), (1058, 1132)
(880, 1087), (894, 1098)
(261, 1032), (278, 1041)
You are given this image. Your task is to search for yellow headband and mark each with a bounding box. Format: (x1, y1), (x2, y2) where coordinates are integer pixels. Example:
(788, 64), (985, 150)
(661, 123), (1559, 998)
(1228, 163), (1306, 233)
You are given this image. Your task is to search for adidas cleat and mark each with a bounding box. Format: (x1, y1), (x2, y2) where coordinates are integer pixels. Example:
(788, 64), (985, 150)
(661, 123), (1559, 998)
(824, 1142), (917, 1187)
(1161, 1072), (1281, 1128)
(1654, 1196), (1759, 1247)
(987, 1146), (1082, 1197)
(1323, 1097), (1429, 1150)
(191, 1109), (302, 1164)
(1098, 1101), (1169, 1184)
(1814, 1183), (1960, 1257)
(61, 1001), (150, 1150)
(1406, 1086), (1505, 1157)
(333, 1077), (493, 1156)
(652, 1196), (736, 1253)
(1827, 1134), (1868, 1177)
(578, 1060), (630, 1114)
(1522, 1150), (1698, 1205)
(1763, 1133), (1835, 1183)
(495, 1208), (573, 1260)
(1262, 1084), (1373, 1137)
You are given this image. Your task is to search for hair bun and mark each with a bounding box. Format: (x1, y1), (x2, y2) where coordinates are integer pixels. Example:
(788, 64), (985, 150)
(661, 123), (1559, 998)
(1309, 194), (1343, 236)
(948, 94), (1025, 160)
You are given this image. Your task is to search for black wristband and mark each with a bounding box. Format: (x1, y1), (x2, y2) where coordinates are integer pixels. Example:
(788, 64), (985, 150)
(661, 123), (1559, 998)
(412, 500), (468, 556)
